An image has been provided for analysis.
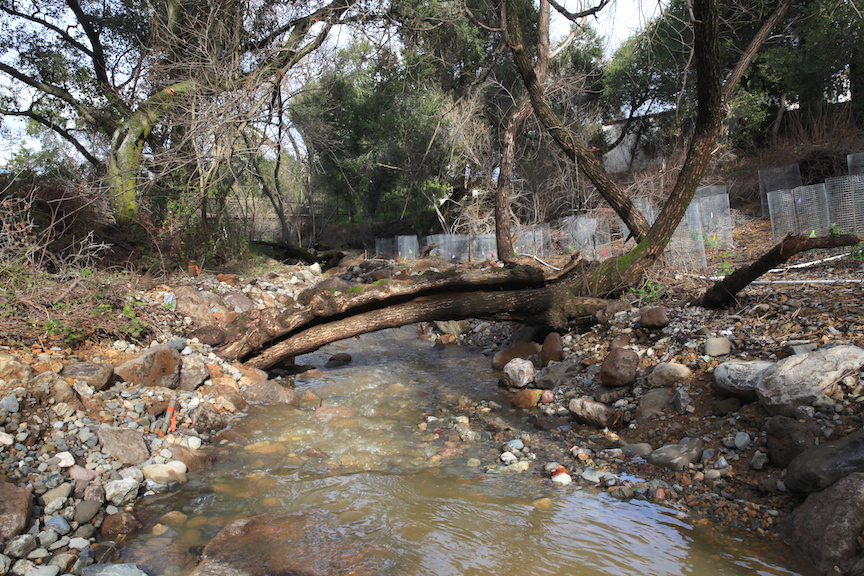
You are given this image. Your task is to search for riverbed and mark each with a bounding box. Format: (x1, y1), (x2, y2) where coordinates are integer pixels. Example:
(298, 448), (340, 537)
(120, 327), (816, 576)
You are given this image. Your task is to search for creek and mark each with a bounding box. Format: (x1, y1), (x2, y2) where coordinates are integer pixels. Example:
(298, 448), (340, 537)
(120, 327), (815, 575)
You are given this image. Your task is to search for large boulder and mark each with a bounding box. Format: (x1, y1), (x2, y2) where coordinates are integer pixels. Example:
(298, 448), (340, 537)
(765, 415), (821, 468)
(114, 345), (181, 389)
(62, 362), (114, 391)
(785, 429), (864, 493)
(0, 482), (32, 540)
(0, 353), (33, 382)
(755, 345), (864, 416)
(188, 402), (227, 434)
(712, 360), (774, 402)
(96, 428), (149, 465)
(242, 380), (300, 405)
(647, 362), (692, 388)
(186, 510), (386, 576)
(173, 285), (217, 326)
(779, 472), (864, 575)
(599, 348), (639, 387)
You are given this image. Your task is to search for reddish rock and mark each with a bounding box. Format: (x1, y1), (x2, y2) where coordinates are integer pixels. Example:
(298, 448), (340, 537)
(0, 482), (32, 540)
(511, 389), (543, 409)
(223, 291), (256, 312)
(114, 345), (181, 389)
(100, 511), (143, 537)
(200, 383), (247, 413)
(173, 285), (217, 325)
(167, 444), (215, 473)
(234, 363), (268, 385)
(298, 389), (322, 409)
(62, 362), (114, 390)
(214, 310), (238, 326)
(216, 273), (241, 286)
(187, 326), (227, 346)
(301, 368), (326, 379)
(186, 510), (386, 576)
(599, 348), (639, 387)
(540, 332), (564, 367)
(0, 353), (34, 382)
(242, 380), (300, 405)
(492, 341), (541, 371)
(639, 306), (670, 328)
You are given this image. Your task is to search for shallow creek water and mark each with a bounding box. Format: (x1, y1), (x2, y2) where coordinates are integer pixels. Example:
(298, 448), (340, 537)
(122, 328), (815, 576)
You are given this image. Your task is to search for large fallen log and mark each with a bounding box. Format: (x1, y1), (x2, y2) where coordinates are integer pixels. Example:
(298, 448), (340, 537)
(695, 233), (862, 309)
(219, 264), (556, 362)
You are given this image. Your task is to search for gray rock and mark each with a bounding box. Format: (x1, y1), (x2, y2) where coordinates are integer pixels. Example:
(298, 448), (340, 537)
(756, 345), (864, 416)
(25, 566), (60, 576)
(621, 443), (653, 457)
(96, 428), (149, 465)
(61, 362), (114, 391)
(44, 516), (70, 535)
(635, 388), (675, 423)
(0, 395), (18, 413)
(502, 358), (536, 389)
(568, 397), (618, 428)
(535, 361), (574, 389)
(779, 472), (864, 575)
(785, 429), (864, 493)
(179, 355), (209, 391)
(704, 337), (732, 356)
(712, 360), (774, 402)
(647, 438), (703, 471)
(733, 432), (751, 451)
(74, 501), (102, 524)
(114, 345), (182, 389)
(0, 555), (9, 575)
(766, 415), (821, 468)
(82, 563), (149, 576)
(0, 482), (32, 540)
(647, 362), (692, 388)
(671, 386), (692, 414)
(599, 348), (639, 387)
(242, 380), (299, 405)
(4, 534), (36, 558)
(750, 450), (769, 470)
(104, 478), (140, 506)
(594, 385), (630, 404)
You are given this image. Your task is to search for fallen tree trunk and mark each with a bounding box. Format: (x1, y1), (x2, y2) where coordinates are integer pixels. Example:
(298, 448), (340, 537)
(695, 233), (862, 309)
(219, 264), (551, 361)
(242, 286), (607, 369)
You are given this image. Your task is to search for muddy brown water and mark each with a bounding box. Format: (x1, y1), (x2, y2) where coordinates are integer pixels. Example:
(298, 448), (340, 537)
(121, 327), (816, 576)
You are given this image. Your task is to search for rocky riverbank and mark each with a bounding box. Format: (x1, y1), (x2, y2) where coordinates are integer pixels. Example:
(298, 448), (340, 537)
(0, 242), (863, 576)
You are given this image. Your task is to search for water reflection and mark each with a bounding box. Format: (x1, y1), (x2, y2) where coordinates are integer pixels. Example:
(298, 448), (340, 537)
(123, 327), (815, 576)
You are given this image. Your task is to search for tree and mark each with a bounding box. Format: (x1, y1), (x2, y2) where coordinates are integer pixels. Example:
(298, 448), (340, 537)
(0, 0), (365, 224)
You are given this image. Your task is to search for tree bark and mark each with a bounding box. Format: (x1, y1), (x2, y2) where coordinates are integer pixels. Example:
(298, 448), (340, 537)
(695, 233), (862, 308)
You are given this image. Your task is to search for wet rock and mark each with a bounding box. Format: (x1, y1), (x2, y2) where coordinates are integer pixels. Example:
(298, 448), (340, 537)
(511, 389), (543, 409)
(569, 397), (618, 428)
(114, 345), (181, 389)
(242, 380), (300, 405)
(756, 345), (864, 416)
(0, 482), (31, 540)
(765, 415), (821, 468)
(502, 358), (535, 388)
(647, 362), (692, 388)
(540, 332), (564, 367)
(61, 362), (114, 391)
(704, 337), (732, 356)
(96, 428), (149, 465)
(142, 461), (187, 484)
(492, 341), (541, 371)
(167, 444), (214, 473)
(104, 478), (140, 506)
(324, 353), (352, 368)
(434, 320), (470, 337)
(779, 472), (864, 575)
(785, 429), (864, 493)
(186, 510), (386, 576)
(599, 348), (639, 387)
(0, 353), (34, 382)
(173, 285), (217, 325)
(188, 402), (227, 433)
(639, 306), (669, 328)
(712, 360), (774, 402)
(100, 512), (143, 538)
(635, 388), (675, 423)
(179, 355), (209, 391)
(647, 438), (703, 471)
